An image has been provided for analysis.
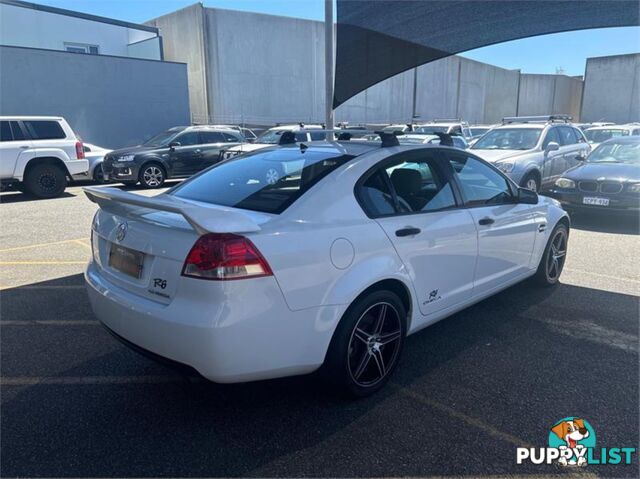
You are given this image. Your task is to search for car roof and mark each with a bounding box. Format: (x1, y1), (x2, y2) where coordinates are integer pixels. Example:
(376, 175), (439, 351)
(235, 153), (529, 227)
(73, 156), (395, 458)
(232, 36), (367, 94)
(585, 124), (637, 131)
(270, 124), (323, 131)
(492, 123), (548, 130)
(0, 116), (64, 121)
(599, 136), (640, 145)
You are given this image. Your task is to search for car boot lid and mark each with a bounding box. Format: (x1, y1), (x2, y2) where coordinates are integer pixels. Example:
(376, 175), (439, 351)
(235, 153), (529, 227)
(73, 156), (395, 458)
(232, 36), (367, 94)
(84, 186), (262, 234)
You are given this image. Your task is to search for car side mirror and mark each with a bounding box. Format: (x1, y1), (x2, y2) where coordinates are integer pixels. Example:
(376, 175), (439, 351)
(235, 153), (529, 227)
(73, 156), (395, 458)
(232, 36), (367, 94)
(545, 141), (560, 154)
(575, 154), (586, 161)
(169, 141), (181, 150)
(517, 187), (538, 204)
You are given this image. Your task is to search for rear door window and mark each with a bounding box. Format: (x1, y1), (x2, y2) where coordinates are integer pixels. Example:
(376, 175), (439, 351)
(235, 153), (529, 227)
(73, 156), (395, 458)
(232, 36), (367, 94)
(0, 121), (12, 142)
(200, 131), (225, 144)
(175, 131), (200, 146)
(172, 148), (353, 214)
(10, 122), (26, 140)
(23, 120), (66, 140)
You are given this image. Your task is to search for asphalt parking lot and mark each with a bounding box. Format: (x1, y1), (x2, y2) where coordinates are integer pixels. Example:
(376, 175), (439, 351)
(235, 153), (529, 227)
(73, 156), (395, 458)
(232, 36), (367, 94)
(1, 182), (638, 478)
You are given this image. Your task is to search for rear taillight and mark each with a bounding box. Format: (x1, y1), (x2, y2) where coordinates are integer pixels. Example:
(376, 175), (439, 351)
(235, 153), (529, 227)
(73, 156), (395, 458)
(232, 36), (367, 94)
(181, 233), (272, 280)
(76, 141), (85, 159)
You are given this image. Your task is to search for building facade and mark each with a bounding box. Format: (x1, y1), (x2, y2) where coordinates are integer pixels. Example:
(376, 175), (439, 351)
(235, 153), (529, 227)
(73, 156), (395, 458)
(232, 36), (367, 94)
(0, 0), (163, 60)
(0, 0), (191, 148)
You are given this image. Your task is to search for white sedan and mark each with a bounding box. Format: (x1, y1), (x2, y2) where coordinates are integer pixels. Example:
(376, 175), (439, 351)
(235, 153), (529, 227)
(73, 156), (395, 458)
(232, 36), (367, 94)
(84, 138), (569, 397)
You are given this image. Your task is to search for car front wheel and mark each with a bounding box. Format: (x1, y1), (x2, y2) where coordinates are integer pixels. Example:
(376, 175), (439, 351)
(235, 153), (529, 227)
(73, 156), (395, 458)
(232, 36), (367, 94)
(323, 290), (406, 397)
(520, 172), (540, 192)
(139, 163), (166, 188)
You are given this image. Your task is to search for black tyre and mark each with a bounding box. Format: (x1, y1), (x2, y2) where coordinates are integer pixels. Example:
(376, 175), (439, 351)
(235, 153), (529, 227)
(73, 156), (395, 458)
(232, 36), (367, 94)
(23, 162), (67, 198)
(520, 172), (540, 192)
(93, 166), (105, 183)
(323, 290), (406, 397)
(533, 223), (569, 286)
(138, 163), (166, 189)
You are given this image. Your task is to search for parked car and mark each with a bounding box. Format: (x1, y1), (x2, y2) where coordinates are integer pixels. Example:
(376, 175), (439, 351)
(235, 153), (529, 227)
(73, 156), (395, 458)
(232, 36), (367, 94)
(546, 136), (640, 215)
(102, 126), (245, 188)
(208, 124), (257, 142)
(583, 123), (640, 148)
(0, 116), (88, 198)
(382, 124), (414, 134)
(220, 124), (324, 161)
(469, 125), (494, 140)
(84, 138), (569, 397)
(72, 143), (111, 183)
(575, 122), (614, 131)
(470, 115), (591, 192)
(397, 133), (469, 149)
(414, 119), (473, 140)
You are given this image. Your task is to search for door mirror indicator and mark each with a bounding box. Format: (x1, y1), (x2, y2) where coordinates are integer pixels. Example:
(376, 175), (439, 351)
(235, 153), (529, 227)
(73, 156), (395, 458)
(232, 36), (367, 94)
(517, 187), (538, 204)
(545, 141), (560, 154)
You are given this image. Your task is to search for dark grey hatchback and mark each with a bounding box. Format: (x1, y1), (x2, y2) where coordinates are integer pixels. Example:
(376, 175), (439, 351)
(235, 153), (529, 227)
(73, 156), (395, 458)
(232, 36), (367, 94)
(546, 136), (640, 215)
(102, 126), (245, 188)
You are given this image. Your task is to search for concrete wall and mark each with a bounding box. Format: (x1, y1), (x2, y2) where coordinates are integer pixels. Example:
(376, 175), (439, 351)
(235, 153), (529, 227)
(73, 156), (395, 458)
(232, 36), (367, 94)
(147, 4), (208, 123)
(581, 53), (640, 123)
(151, 5), (586, 126)
(204, 8), (326, 125)
(517, 74), (583, 120)
(0, 2), (160, 60)
(0, 46), (190, 148)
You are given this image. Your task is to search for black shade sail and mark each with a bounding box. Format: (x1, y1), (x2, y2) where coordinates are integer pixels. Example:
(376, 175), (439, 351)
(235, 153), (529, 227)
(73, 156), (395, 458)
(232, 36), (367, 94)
(334, 0), (640, 108)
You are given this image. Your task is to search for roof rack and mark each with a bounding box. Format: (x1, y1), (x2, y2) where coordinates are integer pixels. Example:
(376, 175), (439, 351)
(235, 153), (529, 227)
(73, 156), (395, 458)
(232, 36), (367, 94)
(502, 115), (572, 124)
(432, 118), (462, 123)
(278, 128), (404, 148)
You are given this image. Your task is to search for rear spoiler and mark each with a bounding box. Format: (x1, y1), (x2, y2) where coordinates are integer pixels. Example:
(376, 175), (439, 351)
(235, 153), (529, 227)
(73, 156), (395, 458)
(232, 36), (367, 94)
(83, 187), (261, 235)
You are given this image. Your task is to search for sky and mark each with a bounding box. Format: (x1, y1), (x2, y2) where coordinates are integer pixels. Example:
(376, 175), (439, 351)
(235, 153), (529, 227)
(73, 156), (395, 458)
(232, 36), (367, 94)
(32, 0), (640, 76)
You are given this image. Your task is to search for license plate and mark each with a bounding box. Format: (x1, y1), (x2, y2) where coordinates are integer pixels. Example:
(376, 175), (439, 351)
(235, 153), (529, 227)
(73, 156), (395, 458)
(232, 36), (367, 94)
(582, 197), (609, 206)
(108, 243), (144, 278)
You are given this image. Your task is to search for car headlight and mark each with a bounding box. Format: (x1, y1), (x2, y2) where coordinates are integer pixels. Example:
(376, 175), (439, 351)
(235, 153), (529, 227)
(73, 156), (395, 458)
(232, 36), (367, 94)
(555, 178), (576, 189)
(117, 155), (135, 162)
(628, 183), (640, 193)
(496, 161), (514, 173)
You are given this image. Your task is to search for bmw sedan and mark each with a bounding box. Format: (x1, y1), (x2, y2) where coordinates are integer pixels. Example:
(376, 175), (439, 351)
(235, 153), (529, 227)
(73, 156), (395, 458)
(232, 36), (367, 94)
(546, 136), (640, 215)
(84, 139), (569, 397)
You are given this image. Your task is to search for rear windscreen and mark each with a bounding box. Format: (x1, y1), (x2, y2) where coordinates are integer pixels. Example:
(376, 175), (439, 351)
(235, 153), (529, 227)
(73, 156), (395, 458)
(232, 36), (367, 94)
(171, 148), (354, 214)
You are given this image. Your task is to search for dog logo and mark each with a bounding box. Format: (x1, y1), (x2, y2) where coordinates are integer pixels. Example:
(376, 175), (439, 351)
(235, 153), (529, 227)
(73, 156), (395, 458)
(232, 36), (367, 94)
(115, 222), (128, 242)
(549, 417), (595, 467)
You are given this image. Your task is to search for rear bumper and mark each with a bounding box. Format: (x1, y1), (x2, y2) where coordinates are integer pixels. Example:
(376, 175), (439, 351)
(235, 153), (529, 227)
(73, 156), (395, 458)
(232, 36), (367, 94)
(85, 261), (342, 383)
(65, 159), (89, 176)
(546, 189), (640, 214)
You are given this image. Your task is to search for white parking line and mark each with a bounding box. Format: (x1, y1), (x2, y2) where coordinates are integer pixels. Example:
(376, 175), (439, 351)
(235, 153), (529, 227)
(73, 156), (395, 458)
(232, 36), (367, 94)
(1, 375), (190, 386)
(0, 238), (90, 253)
(0, 320), (99, 326)
(392, 385), (535, 449)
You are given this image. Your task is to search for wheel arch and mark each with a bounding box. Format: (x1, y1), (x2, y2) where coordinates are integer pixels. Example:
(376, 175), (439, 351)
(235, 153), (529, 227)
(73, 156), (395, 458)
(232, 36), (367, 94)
(138, 158), (168, 178)
(24, 156), (71, 179)
(337, 277), (414, 335)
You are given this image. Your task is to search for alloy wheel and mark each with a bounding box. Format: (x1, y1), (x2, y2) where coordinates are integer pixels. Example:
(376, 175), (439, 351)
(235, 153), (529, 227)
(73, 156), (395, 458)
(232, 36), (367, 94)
(526, 177), (539, 192)
(265, 168), (280, 185)
(546, 229), (567, 281)
(347, 302), (402, 387)
(143, 166), (164, 187)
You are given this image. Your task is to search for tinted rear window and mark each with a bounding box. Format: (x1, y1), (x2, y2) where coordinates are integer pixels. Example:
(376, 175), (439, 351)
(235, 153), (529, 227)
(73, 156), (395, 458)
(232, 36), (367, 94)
(24, 120), (65, 140)
(0, 121), (11, 141)
(172, 148), (353, 214)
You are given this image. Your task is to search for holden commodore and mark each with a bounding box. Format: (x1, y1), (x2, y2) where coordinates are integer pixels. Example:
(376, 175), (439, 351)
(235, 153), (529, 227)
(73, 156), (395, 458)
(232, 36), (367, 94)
(84, 137), (569, 397)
